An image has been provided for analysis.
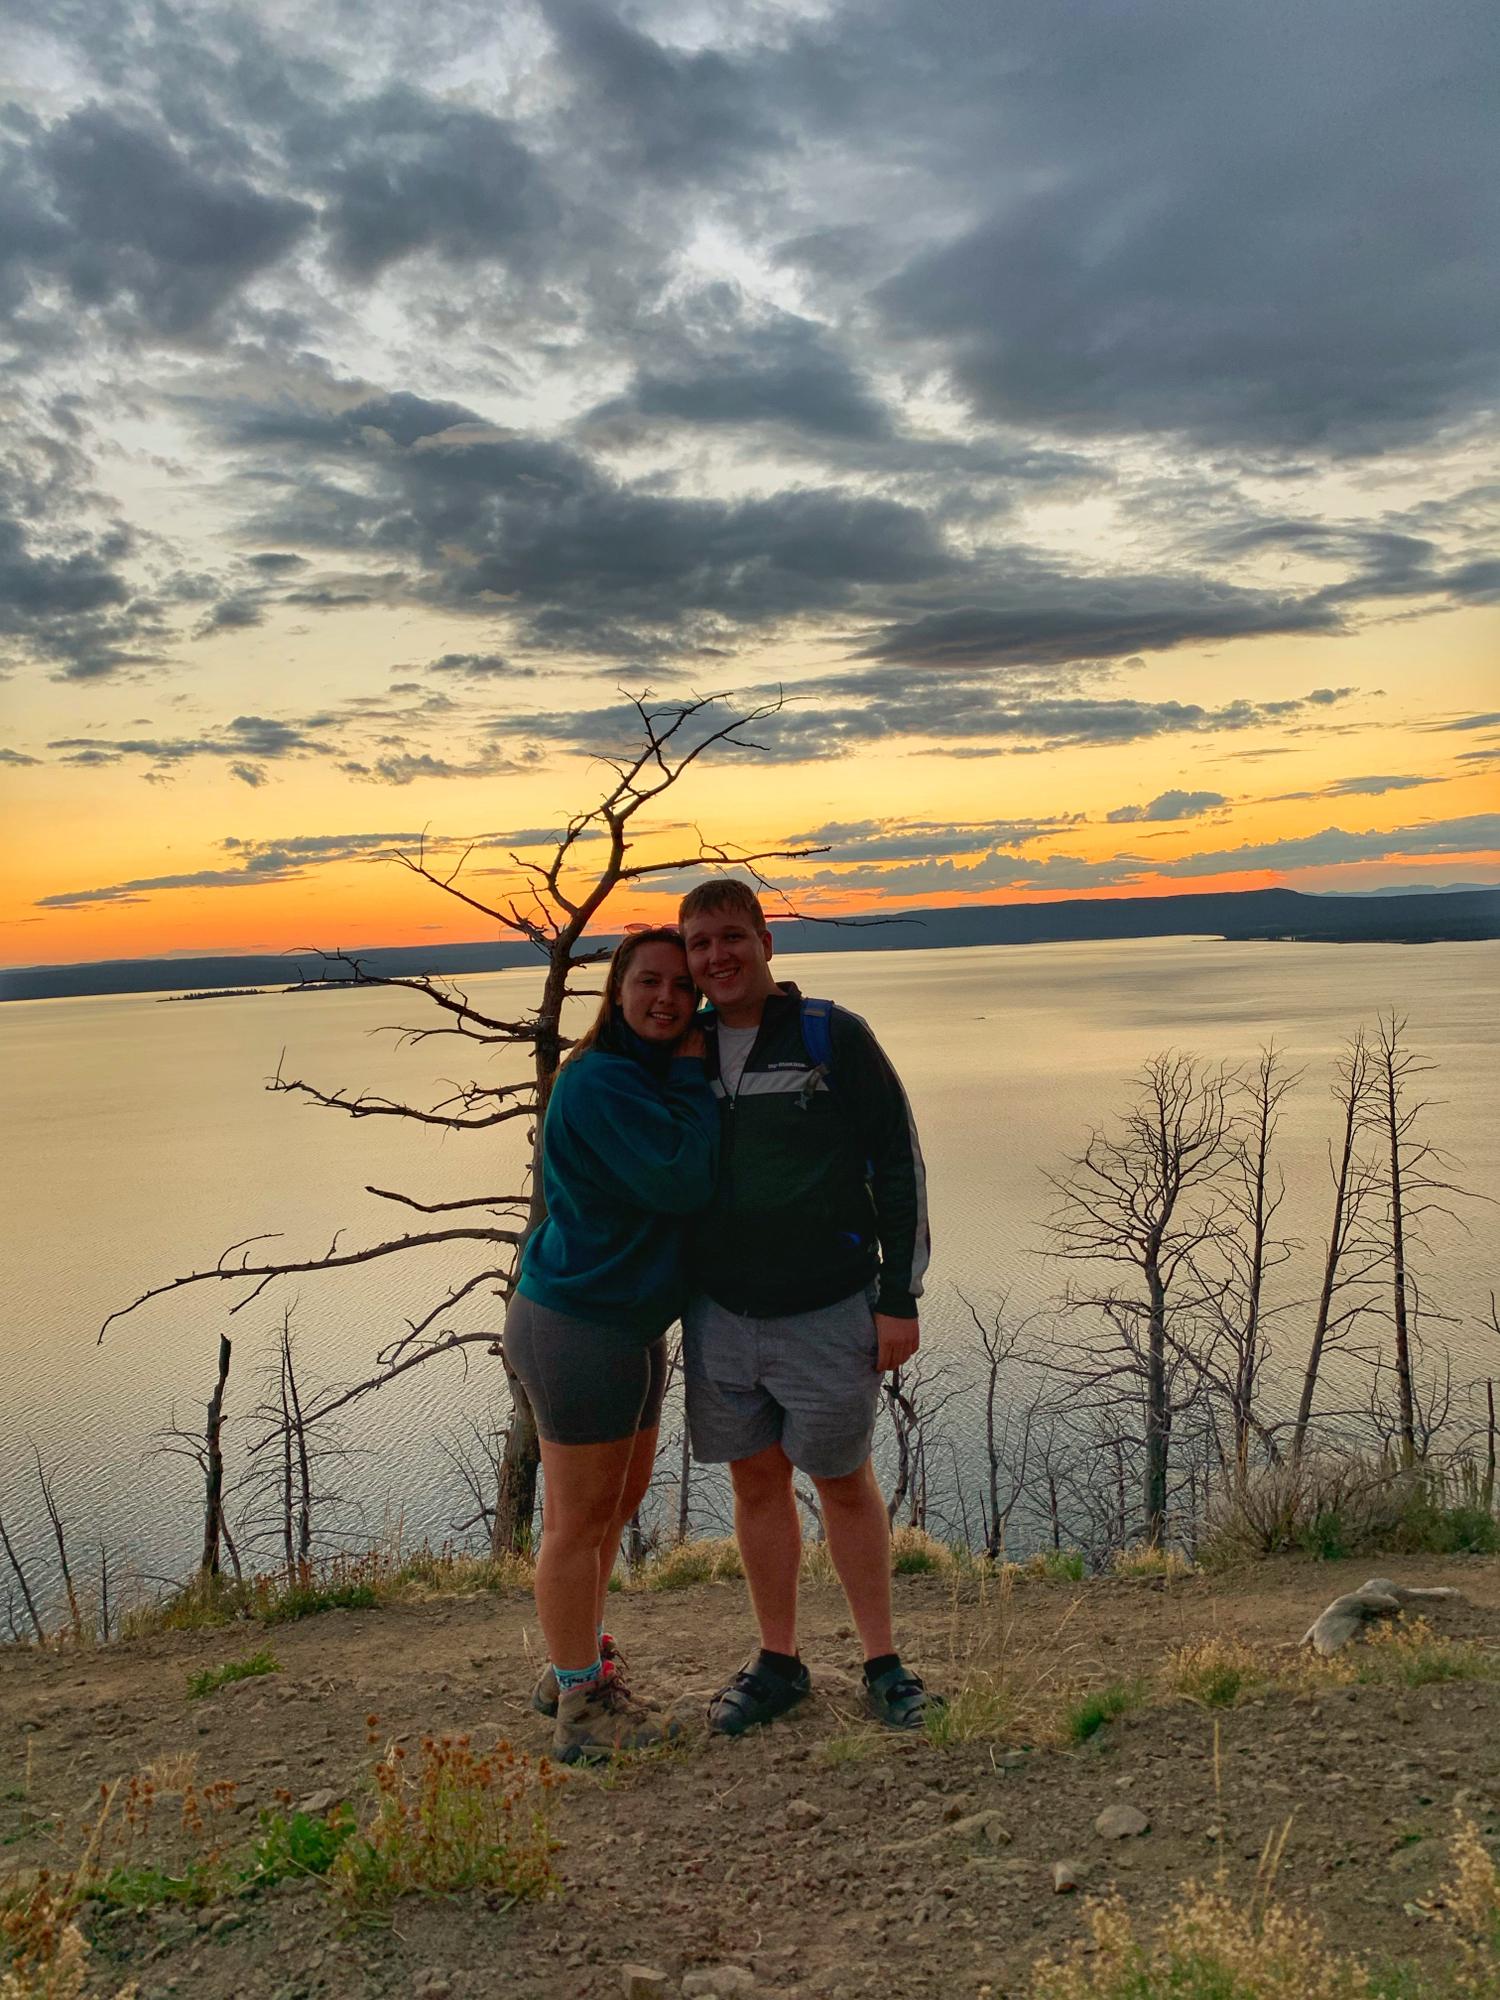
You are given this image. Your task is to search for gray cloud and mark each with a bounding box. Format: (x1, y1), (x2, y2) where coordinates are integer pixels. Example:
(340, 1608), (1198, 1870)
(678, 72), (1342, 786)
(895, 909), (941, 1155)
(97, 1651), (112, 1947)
(47, 713), (338, 771)
(855, 578), (1340, 673)
(0, 746), (41, 766)
(777, 813), (1082, 863)
(1146, 813), (1500, 881)
(337, 746), (521, 785)
(421, 651), (535, 681)
(1265, 773), (1442, 802)
(1107, 791), (1228, 824)
(588, 299), (894, 443)
(5, 103), (315, 338)
(313, 87), (558, 279)
(862, 1), (1499, 452)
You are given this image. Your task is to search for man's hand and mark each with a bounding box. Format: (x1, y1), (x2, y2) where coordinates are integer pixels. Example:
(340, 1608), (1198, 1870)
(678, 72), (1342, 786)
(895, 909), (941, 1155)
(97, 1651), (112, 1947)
(676, 1026), (707, 1060)
(874, 1312), (920, 1373)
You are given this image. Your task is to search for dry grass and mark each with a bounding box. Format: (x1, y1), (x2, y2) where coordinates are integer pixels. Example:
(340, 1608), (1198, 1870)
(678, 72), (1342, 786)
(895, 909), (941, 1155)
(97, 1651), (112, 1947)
(1338, 1619), (1499, 1691)
(1029, 1780), (1499, 2000)
(1111, 1545), (1194, 1580)
(1162, 1636), (1265, 1709)
(635, 1538), (745, 1591)
(921, 1569), (1101, 1747)
(1031, 1881), (1369, 1999)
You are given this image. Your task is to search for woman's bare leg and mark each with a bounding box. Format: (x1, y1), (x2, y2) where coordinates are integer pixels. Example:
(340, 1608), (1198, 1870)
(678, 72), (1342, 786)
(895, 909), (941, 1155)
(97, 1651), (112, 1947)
(534, 1434), (637, 1670)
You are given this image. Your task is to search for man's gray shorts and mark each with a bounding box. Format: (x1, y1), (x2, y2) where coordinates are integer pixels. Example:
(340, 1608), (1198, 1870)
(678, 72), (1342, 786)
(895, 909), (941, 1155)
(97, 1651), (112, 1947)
(682, 1288), (881, 1480)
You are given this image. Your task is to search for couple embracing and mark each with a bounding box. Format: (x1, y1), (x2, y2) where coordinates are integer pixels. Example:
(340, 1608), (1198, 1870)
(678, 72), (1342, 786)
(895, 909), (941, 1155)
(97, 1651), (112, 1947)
(504, 879), (939, 1763)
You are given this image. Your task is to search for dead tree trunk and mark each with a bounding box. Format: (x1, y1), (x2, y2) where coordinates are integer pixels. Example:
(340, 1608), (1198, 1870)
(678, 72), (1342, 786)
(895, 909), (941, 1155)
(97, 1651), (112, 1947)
(33, 1451), (81, 1642)
(200, 1334), (232, 1578)
(0, 1516), (44, 1643)
(1293, 1030), (1380, 1463)
(1377, 1018), (1418, 1468)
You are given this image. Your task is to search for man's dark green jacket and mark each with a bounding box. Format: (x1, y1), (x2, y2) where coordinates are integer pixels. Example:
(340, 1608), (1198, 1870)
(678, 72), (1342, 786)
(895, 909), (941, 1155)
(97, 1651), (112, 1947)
(687, 984), (929, 1319)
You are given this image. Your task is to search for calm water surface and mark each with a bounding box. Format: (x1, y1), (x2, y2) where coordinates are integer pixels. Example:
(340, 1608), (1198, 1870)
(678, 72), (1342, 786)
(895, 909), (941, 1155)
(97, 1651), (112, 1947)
(3, 936), (1496, 1596)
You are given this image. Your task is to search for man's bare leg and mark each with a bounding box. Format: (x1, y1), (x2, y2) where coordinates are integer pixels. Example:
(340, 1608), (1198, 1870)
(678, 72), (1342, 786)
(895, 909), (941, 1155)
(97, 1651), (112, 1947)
(811, 1458), (894, 1660)
(728, 1442), (801, 1654)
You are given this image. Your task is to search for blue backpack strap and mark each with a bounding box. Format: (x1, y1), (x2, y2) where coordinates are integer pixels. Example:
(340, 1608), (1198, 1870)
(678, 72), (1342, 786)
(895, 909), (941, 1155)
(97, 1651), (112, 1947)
(799, 996), (835, 1086)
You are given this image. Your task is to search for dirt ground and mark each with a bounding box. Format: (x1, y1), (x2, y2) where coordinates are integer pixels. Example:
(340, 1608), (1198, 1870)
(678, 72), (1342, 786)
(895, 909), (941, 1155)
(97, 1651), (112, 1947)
(3, 1554), (1498, 1999)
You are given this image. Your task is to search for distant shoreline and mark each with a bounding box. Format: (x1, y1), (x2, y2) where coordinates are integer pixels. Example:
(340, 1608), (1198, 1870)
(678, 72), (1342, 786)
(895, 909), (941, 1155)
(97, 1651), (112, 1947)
(4, 883), (1497, 1005)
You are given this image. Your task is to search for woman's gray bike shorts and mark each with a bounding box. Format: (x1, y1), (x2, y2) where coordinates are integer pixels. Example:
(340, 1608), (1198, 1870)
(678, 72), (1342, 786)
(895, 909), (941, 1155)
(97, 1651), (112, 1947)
(504, 1292), (670, 1447)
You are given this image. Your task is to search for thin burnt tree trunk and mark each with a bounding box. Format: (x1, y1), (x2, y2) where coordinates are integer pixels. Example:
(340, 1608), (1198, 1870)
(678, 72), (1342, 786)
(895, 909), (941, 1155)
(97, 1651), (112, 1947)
(200, 1334), (232, 1578)
(1378, 1024), (1418, 1468)
(0, 1516), (43, 1643)
(1293, 1031), (1379, 1465)
(1144, 1260), (1169, 1546)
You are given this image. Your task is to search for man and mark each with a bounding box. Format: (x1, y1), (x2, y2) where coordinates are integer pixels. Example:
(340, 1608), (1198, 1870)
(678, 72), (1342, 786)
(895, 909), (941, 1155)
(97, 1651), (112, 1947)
(677, 878), (940, 1732)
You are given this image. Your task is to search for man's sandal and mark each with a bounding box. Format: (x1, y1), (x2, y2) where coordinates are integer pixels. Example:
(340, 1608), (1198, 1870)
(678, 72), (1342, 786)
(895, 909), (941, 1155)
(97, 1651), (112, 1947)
(864, 1662), (944, 1730)
(707, 1658), (812, 1736)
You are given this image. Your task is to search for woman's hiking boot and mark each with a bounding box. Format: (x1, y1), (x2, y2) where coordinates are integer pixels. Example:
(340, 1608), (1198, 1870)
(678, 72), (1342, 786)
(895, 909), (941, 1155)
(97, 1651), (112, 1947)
(531, 1632), (622, 1718)
(552, 1664), (679, 1764)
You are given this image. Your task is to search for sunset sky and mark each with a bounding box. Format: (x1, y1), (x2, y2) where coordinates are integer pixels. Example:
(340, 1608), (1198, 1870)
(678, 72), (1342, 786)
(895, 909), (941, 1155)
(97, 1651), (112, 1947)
(2, 0), (1497, 968)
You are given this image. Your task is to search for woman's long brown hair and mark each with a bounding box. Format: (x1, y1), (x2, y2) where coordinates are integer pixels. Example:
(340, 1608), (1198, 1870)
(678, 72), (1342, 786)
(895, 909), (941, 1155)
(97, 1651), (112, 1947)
(565, 926), (693, 1063)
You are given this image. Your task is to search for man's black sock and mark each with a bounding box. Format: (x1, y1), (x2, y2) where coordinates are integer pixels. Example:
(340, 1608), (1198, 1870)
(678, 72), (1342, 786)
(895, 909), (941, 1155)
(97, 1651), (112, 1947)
(863, 1652), (901, 1683)
(755, 1647), (803, 1682)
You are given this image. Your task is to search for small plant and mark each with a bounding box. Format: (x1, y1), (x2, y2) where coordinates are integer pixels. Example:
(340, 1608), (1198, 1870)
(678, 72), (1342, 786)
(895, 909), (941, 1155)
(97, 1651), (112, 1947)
(1018, 1548), (1088, 1582)
(242, 1801), (354, 1887)
(1062, 1680), (1143, 1744)
(923, 1674), (1014, 1747)
(1164, 1637), (1261, 1709)
(331, 1726), (557, 1911)
(637, 1538), (744, 1591)
(186, 1649), (280, 1700)
(1111, 1545), (1192, 1580)
(890, 1528), (953, 1576)
(259, 1579), (377, 1624)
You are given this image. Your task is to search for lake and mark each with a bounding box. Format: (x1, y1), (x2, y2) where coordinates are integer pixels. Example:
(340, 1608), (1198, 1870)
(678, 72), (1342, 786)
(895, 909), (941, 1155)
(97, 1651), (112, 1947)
(3, 935), (1497, 1605)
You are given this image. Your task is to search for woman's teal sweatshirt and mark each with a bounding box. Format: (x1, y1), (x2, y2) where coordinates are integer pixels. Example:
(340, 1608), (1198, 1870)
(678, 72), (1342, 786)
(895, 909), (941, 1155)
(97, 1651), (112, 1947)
(516, 1047), (719, 1336)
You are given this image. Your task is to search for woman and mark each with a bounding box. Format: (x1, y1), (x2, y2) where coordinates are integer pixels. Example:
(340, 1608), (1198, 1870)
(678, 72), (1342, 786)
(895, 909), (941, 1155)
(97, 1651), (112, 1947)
(504, 925), (717, 1763)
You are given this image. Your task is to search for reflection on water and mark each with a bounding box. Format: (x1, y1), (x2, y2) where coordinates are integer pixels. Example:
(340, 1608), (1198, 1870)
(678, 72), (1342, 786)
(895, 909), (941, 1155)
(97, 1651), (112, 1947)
(3, 936), (1497, 1590)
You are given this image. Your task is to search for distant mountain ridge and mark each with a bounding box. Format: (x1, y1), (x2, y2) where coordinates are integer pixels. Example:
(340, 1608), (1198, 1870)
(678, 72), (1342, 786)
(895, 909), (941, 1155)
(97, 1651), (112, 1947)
(3, 885), (1497, 1004)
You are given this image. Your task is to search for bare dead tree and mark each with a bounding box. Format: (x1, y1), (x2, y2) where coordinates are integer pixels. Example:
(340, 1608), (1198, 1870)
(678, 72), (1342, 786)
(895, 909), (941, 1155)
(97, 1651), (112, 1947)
(960, 1295), (1043, 1559)
(1045, 1053), (1239, 1548)
(30, 1451), (82, 1643)
(152, 1339), (243, 1585)
(201, 1335), (232, 1578)
(1292, 1030), (1385, 1463)
(240, 1313), (362, 1567)
(1371, 1012), (1474, 1469)
(1218, 1048), (1300, 1486)
(439, 1407), (514, 1557)
(100, 692), (829, 1553)
(881, 1353), (961, 1529)
(0, 1515), (44, 1643)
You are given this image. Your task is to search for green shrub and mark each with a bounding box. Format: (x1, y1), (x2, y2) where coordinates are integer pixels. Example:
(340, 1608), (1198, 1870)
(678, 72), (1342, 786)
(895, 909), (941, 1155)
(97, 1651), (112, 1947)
(186, 1650), (280, 1700)
(261, 1580), (377, 1624)
(242, 1803), (354, 1886)
(1062, 1681), (1142, 1743)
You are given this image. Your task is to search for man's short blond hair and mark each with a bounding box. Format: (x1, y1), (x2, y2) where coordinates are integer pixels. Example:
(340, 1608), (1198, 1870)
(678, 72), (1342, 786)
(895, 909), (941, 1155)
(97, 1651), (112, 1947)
(678, 878), (767, 931)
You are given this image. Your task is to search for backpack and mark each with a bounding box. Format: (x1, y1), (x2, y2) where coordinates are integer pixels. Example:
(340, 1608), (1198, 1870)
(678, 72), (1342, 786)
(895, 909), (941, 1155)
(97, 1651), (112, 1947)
(799, 996), (836, 1095)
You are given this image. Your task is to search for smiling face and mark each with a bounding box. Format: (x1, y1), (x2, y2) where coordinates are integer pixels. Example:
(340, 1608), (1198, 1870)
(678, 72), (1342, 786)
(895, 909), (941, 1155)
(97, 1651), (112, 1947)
(615, 939), (697, 1043)
(681, 904), (779, 1027)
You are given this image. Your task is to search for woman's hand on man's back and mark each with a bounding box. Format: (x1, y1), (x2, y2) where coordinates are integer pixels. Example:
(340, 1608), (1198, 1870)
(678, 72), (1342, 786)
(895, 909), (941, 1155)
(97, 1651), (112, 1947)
(677, 1026), (707, 1060)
